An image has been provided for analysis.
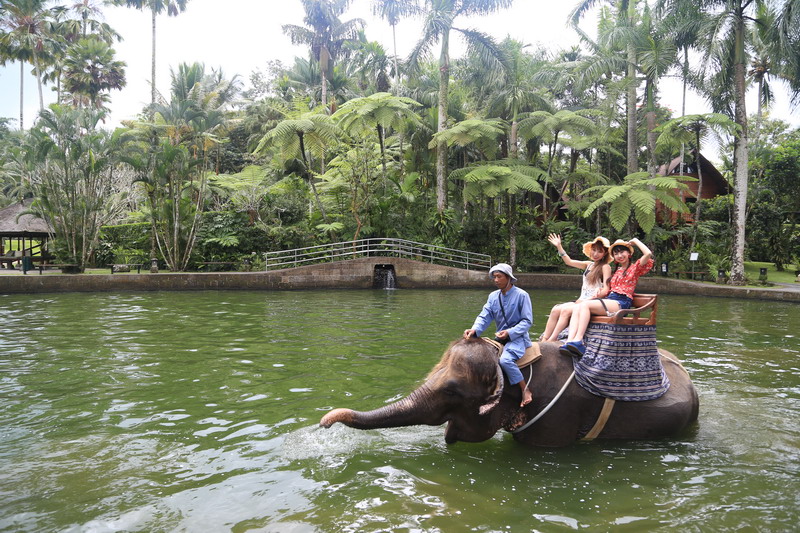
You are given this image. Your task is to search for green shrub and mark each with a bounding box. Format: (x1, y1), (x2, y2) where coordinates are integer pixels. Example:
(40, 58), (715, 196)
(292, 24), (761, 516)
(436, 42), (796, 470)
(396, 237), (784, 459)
(97, 223), (150, 266)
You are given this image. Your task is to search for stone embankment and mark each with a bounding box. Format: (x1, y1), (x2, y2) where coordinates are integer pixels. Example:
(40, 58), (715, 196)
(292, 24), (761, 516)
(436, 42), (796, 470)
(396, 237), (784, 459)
(1, 256), (798, 302)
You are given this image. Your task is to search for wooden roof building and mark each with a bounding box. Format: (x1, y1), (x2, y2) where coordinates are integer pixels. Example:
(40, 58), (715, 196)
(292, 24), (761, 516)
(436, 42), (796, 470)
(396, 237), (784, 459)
(657, 151), (729, 223)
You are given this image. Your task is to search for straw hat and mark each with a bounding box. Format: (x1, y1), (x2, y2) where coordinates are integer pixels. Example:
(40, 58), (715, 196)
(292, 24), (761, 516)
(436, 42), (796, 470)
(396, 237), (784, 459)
(609, 239), (635, 255)
(582, 236), (612, 263)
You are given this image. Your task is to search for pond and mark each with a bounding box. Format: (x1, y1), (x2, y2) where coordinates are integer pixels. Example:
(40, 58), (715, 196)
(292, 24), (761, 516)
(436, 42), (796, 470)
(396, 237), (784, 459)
(1, 289), (798, 532)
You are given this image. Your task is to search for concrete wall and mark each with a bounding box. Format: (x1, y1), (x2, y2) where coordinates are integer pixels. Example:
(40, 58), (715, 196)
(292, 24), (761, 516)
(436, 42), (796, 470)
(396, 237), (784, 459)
(1, 257), (798, 302)
(0, 257), (489, 294)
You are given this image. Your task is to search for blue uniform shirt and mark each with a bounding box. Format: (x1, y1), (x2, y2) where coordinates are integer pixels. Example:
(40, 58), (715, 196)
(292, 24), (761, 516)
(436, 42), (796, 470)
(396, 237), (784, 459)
(471, 285), (533, 347)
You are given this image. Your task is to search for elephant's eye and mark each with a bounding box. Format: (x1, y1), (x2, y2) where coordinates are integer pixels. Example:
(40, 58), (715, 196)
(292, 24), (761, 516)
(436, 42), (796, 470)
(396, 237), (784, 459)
(443, 380), (462, 398)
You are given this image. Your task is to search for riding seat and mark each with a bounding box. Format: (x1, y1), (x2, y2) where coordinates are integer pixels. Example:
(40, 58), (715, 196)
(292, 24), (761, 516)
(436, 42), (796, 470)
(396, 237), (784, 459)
(591, 293), (658, 326)
(482, 337), (542, 368)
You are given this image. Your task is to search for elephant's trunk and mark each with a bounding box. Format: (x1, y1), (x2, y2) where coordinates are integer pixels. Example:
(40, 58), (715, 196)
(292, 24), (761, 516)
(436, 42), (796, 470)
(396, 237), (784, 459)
(320, 384), (442, 430)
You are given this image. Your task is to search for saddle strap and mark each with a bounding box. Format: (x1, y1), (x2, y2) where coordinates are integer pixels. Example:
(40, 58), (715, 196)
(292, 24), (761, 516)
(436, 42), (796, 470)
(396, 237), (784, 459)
(581, 397), (616, 441)
(482, 337), (505, 352)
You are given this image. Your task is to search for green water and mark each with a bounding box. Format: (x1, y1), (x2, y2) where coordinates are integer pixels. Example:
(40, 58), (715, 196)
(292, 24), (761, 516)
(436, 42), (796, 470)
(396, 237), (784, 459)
(0, 289), (798, 532)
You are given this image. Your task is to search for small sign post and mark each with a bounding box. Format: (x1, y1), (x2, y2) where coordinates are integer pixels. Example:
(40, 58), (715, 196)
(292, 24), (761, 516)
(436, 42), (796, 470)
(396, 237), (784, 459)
(689, 252), (699, 280)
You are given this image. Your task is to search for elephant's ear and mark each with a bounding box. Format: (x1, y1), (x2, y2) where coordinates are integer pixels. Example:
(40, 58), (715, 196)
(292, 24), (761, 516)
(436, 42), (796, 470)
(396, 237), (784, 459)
(478, 364), (505, 416)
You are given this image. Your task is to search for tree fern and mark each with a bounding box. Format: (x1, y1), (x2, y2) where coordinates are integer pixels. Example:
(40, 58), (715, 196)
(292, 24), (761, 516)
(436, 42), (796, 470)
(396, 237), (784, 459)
(449, 159), (545, 202)
(583, 171), (691, 233)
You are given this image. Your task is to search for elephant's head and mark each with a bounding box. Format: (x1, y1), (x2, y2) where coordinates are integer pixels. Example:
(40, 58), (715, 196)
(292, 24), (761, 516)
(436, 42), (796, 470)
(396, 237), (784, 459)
(320, 338), (506, 443)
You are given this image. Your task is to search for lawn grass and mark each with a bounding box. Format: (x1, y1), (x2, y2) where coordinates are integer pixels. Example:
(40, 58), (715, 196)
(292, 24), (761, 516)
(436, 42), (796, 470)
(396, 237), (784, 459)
(744, 261), (799, 284)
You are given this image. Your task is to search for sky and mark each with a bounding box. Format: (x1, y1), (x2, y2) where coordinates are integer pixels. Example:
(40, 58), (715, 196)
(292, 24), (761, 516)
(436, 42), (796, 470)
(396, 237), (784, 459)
(1, 0), (798, 139)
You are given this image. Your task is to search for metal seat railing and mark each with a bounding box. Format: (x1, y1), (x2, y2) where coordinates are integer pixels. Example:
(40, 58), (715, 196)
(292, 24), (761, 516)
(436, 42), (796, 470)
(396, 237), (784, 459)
(264, 238), (491, 272)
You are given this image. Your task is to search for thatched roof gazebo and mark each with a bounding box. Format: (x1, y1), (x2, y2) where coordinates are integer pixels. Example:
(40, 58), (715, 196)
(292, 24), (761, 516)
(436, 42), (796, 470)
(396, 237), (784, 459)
(0, 199), (53, 262)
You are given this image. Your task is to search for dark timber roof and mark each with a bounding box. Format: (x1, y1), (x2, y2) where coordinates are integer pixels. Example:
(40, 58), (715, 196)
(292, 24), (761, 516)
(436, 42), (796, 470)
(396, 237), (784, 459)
(658, 151), (730, 195)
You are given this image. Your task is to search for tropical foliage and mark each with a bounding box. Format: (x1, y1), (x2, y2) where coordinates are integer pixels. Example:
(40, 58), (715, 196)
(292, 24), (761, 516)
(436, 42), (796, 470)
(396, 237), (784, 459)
(1, 0), (799, 281)
(26, 104), (129, 266)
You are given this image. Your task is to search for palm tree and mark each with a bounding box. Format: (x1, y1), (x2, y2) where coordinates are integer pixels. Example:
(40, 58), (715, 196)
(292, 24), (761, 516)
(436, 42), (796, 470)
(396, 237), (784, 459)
(156, 62), (238, 180)
(136, 137), (201, 272)
(116, 126), (161, 270)
(62, 36), (126, 109)
(282, 0), (364, 113)
(111, 0), (189, 106)
(448, 156), (547, 266)
(274, 55), (322, 103)
(347, 32), (392, 94)
(749, 32), (774, 140)
(43, 3), (121, 106)
(657, 0), (797, 285)
(571, 0), (644, 176)
(637, 6), (677, 175)
(518, 109), (597, 218)
(0, 130), (36, 202)
(333, 91), (421, 183)
(655, 1), (704, 184)
(0, 0), (59, 127)
(371, 0), (418, 88)
(544, 29), (630, 187)
(483, 38), (552, 160)
(63, 0), (118, 39)
(777, 0), (800, 105)
(29, 104), (126, 267)
(408, 0), (512, 213)
(655, 0), (702, 118)
(746, 3), (798, 142)
(254, 98), (342, 221)
(121, 62), (238, 271)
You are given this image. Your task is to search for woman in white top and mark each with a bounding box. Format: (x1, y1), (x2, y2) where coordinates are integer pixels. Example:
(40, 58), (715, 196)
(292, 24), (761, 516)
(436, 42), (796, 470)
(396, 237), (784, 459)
(539, 234), (612, 342)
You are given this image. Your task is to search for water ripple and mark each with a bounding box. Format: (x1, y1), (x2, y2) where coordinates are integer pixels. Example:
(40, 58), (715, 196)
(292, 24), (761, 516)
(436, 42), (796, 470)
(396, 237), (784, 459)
(0, 290), (798, 532)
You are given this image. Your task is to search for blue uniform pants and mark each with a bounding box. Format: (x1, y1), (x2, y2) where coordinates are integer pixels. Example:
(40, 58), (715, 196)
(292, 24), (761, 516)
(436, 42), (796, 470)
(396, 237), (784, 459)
(499, 339), (526, 385)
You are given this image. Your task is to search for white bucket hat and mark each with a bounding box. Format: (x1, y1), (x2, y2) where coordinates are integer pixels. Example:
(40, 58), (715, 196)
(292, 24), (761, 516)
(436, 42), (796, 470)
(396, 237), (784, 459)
(489, 263), (517, 283)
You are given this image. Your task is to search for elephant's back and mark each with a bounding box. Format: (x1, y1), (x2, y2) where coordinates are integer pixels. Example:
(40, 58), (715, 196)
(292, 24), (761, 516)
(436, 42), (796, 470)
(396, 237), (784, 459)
(658, 348), (700, 423)
(514, 343), (698, 444)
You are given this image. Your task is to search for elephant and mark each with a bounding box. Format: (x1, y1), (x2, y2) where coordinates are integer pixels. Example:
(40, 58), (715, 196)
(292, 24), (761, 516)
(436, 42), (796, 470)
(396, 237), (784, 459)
(320, 337), (699, 447)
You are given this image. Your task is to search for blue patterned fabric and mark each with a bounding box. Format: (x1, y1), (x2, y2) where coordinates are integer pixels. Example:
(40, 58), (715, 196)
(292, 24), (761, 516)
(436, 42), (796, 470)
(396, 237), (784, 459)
(573, 323), (670, 401)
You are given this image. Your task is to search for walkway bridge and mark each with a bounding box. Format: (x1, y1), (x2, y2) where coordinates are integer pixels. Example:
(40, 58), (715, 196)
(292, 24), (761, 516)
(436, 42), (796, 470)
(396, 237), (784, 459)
(263, 238), (492, 289)
(265, 238), (491, 271)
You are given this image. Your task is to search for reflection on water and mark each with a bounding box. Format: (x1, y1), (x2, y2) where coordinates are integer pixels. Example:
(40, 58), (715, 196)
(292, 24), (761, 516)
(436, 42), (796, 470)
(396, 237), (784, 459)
(0, 289), (798, 531)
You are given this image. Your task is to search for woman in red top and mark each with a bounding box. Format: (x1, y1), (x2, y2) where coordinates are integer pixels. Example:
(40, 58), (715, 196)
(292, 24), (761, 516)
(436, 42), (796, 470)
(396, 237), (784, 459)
(559, 238), (653, 357)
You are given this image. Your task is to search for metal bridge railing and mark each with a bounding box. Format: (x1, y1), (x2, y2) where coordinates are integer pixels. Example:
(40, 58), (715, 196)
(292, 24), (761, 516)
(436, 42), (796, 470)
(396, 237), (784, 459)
(264, 238), (492, 272)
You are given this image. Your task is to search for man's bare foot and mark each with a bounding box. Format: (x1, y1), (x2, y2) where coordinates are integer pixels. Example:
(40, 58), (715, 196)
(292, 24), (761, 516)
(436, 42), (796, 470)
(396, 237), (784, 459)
(520, 388), (533, 407)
